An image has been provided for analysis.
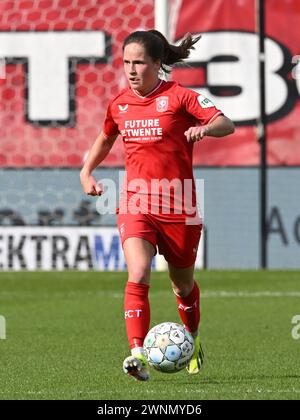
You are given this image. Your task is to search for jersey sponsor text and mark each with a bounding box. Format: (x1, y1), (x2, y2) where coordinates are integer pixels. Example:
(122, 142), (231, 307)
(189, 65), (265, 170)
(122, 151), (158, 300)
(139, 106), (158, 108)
(121, 118), (163, 141)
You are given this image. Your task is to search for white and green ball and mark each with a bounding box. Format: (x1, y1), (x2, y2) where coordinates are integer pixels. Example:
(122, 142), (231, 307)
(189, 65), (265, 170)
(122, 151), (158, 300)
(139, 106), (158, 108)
(143, 322), (194, 373)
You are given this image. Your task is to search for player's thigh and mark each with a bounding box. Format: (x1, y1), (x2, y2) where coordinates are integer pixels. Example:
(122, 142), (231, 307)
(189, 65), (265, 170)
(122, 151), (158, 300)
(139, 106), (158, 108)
(168, 263), (195, 297)
(123, 237), (156, 284)
(157, 221), (202, 269)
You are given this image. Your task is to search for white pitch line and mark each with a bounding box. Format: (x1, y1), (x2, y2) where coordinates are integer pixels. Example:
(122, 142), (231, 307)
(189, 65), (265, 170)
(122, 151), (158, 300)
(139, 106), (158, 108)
(201, 291), (300, 298)
(0, 290), (300, 300)
(0, 388), (299, 396)
(105, 290), (300, 298)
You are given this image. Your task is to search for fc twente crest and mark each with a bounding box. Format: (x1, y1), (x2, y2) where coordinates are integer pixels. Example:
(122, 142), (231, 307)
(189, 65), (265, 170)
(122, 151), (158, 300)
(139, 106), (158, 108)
(156, 96), (169, 112)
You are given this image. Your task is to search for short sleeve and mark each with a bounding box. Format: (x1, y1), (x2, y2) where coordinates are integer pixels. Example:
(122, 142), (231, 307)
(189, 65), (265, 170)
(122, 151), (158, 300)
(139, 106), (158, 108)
(180, 87), (223, 125)
(103, 102), (119, 137)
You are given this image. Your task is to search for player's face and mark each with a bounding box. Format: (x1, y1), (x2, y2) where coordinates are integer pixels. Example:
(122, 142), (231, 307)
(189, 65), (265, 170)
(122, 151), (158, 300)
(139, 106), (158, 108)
(123, 42), (161, 95)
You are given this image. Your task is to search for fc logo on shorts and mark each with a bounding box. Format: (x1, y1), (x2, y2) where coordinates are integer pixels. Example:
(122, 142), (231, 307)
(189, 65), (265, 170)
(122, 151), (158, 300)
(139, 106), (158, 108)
(120, 222), (125, 237)
(156, 96), (168, 112)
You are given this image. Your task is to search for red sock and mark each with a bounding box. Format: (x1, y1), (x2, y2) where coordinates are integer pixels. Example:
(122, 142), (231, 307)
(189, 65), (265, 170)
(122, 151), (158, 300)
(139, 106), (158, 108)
(175, 281), (200, 334)
(124, 281), (150, 349)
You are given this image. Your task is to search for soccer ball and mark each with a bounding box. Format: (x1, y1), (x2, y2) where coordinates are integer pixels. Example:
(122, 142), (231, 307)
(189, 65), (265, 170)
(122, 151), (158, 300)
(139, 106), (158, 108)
(143, 322), (194, 373)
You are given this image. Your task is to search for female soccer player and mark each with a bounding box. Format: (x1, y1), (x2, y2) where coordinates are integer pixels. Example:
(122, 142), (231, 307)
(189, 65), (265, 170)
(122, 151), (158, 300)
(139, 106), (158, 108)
(80, 30), (234, 381)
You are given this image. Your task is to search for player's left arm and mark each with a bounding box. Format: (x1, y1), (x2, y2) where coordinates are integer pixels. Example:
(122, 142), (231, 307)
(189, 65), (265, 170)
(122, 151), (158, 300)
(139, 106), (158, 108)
(184, 115), (235, 143)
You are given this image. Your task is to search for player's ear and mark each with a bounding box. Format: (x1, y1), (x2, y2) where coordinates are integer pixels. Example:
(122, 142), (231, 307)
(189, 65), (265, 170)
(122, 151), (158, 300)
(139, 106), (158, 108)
(154, 59), (161, 71)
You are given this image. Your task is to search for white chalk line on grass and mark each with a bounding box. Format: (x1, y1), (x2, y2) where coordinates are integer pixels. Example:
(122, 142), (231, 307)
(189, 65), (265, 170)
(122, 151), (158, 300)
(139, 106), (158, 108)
(1, 290), (300, 301)
(0, 388), (299, 396)
(202, 291), (300, 298)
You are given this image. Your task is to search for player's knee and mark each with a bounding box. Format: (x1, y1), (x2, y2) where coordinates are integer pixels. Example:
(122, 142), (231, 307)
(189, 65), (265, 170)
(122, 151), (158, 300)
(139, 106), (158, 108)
(128, 267), (150, 284)
(172, 283), (193, 298)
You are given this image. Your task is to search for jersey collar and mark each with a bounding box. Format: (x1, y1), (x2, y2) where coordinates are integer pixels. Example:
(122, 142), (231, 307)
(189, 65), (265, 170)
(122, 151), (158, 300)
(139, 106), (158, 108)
(132, 79), (164, 99)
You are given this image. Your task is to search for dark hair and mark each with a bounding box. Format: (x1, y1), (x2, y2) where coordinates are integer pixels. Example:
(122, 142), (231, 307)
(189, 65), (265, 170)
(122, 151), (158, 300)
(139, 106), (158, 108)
(122, 29), (201, 73)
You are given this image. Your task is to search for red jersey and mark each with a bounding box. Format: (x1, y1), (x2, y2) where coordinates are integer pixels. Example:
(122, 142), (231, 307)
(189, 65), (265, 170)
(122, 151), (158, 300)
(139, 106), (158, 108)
(103, 80), (223, 222)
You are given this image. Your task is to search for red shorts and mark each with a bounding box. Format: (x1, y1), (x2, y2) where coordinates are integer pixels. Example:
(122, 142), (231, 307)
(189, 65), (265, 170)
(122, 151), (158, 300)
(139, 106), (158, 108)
(117, 213), (202, 268)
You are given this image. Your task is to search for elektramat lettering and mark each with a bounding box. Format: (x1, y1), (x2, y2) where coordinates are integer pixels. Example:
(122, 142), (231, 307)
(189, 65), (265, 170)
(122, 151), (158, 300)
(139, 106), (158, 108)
(121, 119), (163, 141)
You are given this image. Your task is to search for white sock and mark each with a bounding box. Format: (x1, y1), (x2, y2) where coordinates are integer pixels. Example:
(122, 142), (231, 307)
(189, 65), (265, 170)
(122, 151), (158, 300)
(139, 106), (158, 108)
(131, 347), (146, 357)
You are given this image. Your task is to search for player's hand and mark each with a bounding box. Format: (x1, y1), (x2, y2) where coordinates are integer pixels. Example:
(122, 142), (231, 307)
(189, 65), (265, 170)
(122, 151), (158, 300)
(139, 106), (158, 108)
(184, 125), (210, 142)
(80, 172), (103, 196)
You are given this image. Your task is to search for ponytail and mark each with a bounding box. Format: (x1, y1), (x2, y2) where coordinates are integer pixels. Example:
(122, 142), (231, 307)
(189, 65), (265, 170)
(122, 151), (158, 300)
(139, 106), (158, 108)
(123, 30), (201, 73)
(147, 30), (201, 72)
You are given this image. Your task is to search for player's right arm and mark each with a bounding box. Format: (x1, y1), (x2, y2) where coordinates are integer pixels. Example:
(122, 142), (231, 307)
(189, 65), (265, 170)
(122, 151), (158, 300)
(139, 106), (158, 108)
(80, 131), (118, 196)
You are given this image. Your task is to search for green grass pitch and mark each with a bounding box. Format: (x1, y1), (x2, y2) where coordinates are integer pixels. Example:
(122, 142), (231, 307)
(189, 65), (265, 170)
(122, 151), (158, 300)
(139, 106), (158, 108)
(0, 270), (299, 400)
